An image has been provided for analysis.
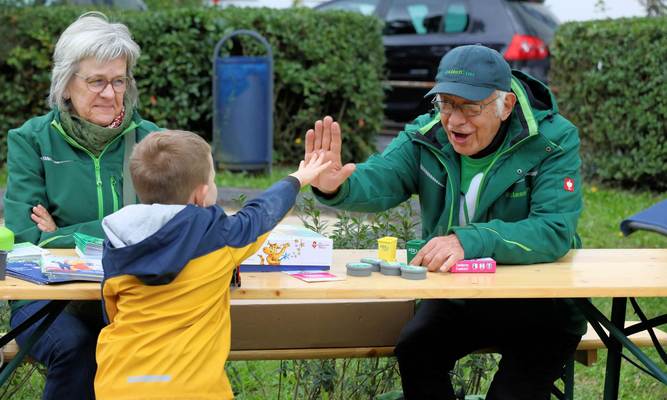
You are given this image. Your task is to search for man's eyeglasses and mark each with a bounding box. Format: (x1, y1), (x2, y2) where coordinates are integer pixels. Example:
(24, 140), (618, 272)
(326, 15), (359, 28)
(74, 74), (129, 94)
(431, 95), (499, 118)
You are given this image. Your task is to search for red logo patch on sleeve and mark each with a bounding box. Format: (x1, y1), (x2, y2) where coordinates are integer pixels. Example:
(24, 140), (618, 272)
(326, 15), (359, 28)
(564, 178), (575, 192)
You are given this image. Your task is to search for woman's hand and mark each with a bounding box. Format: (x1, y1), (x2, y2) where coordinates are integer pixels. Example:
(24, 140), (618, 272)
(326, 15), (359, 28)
(31, 204), (57, 233)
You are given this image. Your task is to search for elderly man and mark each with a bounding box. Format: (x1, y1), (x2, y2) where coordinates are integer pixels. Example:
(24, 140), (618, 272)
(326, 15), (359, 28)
(305, 45), (586, 399)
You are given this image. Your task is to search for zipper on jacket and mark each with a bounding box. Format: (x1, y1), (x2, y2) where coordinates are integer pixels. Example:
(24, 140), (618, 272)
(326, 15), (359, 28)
(110, 176), (119, 212)
(94, 160), (103, 219)
(51, 120), (138, 219)
(431, 152), (455, 233)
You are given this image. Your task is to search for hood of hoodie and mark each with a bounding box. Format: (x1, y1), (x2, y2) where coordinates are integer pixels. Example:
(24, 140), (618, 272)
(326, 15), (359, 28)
(512, 70), (557, 114)
(503, 70), (558, 147)
(103, 204), (186, 248)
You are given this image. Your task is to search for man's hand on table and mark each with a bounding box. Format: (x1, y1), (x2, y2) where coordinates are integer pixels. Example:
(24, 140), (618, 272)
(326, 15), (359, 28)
(411, 234), (464, 272)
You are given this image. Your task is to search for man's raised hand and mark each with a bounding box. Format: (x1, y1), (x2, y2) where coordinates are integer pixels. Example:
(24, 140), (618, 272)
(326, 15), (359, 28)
(304, 116), (356, 194)
(290, 151), (333, 188)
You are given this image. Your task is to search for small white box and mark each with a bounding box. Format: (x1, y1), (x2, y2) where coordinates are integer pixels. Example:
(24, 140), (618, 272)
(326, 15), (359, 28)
(240, 224), (333, 272)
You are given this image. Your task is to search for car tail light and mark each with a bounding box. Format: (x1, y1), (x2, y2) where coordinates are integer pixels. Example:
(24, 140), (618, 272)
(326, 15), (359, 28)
(504, 34), (549, 61)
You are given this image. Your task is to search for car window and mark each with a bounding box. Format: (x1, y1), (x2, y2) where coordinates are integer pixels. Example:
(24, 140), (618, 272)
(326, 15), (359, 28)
(384, 0), (469, 35)
(316, 0), (380, 15)
(444, 3), (468, 33)
(506, 1), (558, 42)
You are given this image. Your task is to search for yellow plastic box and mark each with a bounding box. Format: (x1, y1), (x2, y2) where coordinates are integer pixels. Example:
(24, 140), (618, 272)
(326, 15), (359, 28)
(377, 236), (398, 262)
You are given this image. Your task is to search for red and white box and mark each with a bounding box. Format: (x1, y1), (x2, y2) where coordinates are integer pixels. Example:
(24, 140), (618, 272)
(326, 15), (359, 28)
(450, 258), (496, 273)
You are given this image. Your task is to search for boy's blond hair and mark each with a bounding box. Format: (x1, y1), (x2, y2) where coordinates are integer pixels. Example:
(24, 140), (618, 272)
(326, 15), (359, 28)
(130, 130), (212, 204)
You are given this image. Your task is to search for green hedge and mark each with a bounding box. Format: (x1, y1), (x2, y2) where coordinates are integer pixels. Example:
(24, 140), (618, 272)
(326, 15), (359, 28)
(550, 17), (667, 190)
(0, 6), (385, 165)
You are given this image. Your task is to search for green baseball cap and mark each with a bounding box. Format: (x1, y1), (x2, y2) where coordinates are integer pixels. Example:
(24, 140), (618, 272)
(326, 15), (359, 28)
(425, 45), (511, 101)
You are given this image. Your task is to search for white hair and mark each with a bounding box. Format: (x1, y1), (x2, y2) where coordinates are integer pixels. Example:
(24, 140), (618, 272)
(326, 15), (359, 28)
(494, 90), (509, 118)
(49, 12), (141, 110)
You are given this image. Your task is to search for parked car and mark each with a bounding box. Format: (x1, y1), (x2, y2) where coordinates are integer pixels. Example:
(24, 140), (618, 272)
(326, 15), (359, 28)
(315, 0), (559, 122)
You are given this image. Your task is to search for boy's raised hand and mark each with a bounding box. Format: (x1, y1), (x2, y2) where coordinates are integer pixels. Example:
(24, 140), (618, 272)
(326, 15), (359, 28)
(304, 116), (356, 194)
(290, 151), (333, 188)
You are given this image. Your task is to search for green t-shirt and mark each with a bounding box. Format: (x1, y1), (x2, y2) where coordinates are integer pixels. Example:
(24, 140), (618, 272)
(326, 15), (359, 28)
(459, 151), (497, 225)
(461, 152), (496, 193)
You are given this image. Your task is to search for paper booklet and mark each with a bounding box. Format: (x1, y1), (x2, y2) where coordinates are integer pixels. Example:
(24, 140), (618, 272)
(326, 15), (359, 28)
(7, 242), (49, 264)
(73, 232), (104, 258)
(41, 255), (104, 282)
(6, 261), (70, 285)
(283, 270), (345, 283)
(6, 243), (104, 283)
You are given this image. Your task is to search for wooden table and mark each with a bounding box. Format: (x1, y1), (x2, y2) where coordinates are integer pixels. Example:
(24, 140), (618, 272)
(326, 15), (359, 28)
(1, 248), (666, 399)
(2, 249), (666, 300)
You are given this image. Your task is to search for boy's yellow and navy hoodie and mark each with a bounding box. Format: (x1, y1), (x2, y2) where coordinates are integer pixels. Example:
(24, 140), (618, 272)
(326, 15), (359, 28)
(94, 177), (300, 400)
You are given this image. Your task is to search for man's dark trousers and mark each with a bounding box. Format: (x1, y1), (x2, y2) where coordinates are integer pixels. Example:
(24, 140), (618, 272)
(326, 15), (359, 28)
(394, 298), (582, 400)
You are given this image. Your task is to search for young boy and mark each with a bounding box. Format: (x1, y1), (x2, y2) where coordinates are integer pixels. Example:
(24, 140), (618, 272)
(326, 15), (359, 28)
(94, 130), (330, 399)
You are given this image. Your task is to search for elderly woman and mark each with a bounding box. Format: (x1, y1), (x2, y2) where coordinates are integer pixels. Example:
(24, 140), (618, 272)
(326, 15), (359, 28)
(3, 13), (160, 399)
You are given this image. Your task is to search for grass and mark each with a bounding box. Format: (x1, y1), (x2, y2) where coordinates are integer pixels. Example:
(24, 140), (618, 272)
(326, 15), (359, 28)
(578, 183), (667, 249)
(215, 166), (295, 190)
(0, 166), (665, 399)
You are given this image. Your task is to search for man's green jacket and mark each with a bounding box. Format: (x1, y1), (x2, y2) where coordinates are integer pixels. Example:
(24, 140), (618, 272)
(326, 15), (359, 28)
(4, 109), (160, 248)
(317, 71), (586, 334)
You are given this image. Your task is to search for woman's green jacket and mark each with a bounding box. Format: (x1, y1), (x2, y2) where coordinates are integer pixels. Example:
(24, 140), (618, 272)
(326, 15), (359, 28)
(4, 109), (161, 248)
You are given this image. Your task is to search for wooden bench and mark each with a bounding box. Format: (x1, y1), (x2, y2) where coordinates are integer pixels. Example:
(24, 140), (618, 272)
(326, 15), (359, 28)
(574, 321), (667, 366)
(225, 322), (667, 364)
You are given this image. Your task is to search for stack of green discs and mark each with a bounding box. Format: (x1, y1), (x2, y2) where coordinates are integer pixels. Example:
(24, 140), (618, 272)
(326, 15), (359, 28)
(401, 265), (427, 280)
(360, 257), (382, 272)
(380, 261), (404, 276)
(346, 262), (373, 277)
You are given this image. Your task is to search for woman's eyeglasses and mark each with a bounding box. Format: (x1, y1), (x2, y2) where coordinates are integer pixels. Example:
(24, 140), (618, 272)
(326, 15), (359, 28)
(74, 74), (129, 94)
